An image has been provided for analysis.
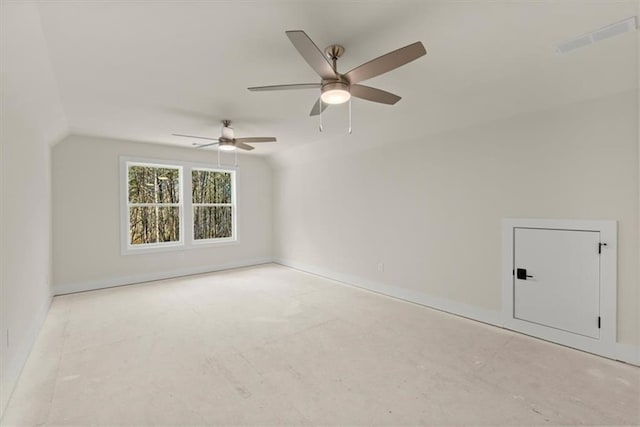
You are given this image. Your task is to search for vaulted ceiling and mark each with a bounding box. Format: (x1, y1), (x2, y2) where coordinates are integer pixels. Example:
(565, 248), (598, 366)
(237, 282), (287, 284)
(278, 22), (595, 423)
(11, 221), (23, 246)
(36, 0), (638, 155)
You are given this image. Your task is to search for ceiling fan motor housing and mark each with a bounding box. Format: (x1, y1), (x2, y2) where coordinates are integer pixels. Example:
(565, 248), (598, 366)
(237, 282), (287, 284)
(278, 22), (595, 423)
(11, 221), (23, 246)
(221, 122), (234, 140)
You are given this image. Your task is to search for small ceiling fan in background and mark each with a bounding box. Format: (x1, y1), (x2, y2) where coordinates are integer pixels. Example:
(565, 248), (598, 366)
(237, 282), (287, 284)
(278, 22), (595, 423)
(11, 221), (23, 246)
(173, 120), (276, 151)
(248, 30), (427, 116)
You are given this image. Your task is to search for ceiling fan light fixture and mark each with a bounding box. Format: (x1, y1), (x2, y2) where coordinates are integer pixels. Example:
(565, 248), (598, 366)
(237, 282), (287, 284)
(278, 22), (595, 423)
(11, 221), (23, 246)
(218, 142), (236, 151)
(321, 81), (351, 104)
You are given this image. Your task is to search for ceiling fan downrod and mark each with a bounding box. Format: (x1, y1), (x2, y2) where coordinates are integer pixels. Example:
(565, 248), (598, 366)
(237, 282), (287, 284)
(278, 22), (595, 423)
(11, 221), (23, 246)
(319, 45), (354, 134)
(324, 44), (344, 73)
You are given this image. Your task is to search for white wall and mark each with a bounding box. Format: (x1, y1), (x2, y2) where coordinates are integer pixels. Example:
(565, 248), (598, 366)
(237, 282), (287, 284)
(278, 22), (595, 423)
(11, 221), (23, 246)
(0, 1), (68, 417)
(272, 90), (639, 355)
(636, 2), (640, 360)
(52, 135), (272, 294)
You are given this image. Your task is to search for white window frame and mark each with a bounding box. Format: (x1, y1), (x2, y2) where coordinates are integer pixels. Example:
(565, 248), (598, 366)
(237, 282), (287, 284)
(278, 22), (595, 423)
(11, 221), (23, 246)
(120, 156), (238, 255)
(191, 167), (237, 246)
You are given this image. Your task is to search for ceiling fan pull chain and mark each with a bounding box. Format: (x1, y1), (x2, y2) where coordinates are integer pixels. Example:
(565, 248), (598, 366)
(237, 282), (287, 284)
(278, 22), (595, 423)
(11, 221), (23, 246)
(319, 98), (323, 132)
(234, 150), (238, 167)
(348, 97), (352, 134)
(217, 146), (221, 167)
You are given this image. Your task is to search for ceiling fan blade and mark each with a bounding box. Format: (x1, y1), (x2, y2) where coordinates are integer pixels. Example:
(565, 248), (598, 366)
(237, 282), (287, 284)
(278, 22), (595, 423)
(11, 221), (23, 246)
(234, 137), (276, 143)
(172, 133), (219, 142)
(309, 98), (330, 116)
(344, 41), (426, 84)
(350, 84), (401, 105)
(193, 142), (220, 148)
(286, 30), (337, 80)
(248, 83), (321, 92)
(234, 142), (255, 151)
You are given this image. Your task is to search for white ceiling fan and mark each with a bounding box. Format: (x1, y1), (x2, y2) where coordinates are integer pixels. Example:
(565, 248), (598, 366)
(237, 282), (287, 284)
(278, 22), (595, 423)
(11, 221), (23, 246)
(173, 120), (276, 151)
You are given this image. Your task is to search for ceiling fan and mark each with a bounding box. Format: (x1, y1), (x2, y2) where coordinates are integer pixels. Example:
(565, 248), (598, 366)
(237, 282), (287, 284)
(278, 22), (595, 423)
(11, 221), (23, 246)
(248, 30), (427, 116)
(172, 120), (276, 151)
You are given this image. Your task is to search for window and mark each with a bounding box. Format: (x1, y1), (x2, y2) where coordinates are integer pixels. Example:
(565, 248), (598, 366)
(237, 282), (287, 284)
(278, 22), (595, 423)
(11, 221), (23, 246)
(192, 169), (234, 241)
(127, 163), (182, 247)
(121, 158), (236, 254)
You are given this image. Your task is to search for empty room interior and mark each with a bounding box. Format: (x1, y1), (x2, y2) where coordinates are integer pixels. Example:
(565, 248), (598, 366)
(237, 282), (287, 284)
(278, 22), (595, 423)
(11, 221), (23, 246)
(1, 0), (640, 425)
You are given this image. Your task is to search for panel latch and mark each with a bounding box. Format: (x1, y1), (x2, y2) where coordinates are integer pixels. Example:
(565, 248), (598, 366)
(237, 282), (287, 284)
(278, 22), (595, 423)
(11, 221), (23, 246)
(516, 268), (533, 280)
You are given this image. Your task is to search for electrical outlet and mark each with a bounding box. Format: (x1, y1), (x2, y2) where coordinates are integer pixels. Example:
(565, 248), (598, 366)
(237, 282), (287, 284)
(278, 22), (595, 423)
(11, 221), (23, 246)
(377, 262), (384, 273)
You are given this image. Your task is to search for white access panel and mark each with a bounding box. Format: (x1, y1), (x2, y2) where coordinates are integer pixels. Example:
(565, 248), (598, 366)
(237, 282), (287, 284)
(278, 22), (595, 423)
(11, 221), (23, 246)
(514, 228), (600, 339)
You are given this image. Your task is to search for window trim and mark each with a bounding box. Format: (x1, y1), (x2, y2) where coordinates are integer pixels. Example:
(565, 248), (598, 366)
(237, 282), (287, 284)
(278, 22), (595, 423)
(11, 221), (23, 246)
(191, 167), (237, 245)
(123, 160), (184, 253)
(120, 156), (239, 255)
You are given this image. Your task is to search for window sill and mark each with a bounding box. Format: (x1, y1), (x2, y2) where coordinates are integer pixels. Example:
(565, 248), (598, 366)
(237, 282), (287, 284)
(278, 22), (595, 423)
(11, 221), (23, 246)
(122, 238), (238, 256)
(188, 238), (239, 250)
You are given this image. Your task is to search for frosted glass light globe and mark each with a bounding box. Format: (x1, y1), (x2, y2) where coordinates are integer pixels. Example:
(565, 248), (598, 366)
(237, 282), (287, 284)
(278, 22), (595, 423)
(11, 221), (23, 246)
(320, 82), (351, 105)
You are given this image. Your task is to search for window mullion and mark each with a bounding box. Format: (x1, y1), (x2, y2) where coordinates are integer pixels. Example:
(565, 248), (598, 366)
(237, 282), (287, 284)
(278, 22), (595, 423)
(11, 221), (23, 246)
(128, 203), (181, 207)
(184, 166), (193, 246)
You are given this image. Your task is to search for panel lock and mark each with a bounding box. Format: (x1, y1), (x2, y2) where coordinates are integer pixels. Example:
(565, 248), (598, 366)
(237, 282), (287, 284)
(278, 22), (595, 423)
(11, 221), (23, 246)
(516, 268), (533, 280)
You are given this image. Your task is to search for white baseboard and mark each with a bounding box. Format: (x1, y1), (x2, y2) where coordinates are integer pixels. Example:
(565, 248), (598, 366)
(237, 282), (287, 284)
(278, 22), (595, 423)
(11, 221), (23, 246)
(0, 295), (52, 419)
(275, 259), (639, 367)
(274, 259), (503, 327)
(616, 342), (640, 366)
(53, 258), (274, 295)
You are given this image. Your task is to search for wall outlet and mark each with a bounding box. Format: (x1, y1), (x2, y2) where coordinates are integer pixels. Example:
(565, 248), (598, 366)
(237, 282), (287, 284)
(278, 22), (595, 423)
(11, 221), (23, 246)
(377, 262), (384, 273)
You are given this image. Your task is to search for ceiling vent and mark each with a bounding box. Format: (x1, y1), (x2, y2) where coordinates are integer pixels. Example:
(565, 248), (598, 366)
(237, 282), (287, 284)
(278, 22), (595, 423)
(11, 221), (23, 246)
(555, 16), (637, 54)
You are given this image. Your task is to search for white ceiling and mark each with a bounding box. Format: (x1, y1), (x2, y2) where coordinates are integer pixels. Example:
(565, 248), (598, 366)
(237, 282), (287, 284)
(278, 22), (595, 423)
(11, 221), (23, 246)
(35, 0), (638, 156)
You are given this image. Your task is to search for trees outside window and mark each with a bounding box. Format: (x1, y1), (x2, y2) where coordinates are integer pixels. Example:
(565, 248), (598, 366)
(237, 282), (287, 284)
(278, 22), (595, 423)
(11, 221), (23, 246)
(192, 169), (233, 240)
(122, 159), (236, 254)
(128, 164), (181, 245)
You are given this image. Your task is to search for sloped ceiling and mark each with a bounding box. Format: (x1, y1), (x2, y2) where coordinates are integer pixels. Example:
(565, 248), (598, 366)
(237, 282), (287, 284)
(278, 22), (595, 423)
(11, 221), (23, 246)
(36, 0), (638, 155)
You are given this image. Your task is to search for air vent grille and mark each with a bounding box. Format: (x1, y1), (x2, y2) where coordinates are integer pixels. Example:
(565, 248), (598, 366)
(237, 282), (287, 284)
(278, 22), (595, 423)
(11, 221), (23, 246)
(555, 16), (637, 54)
